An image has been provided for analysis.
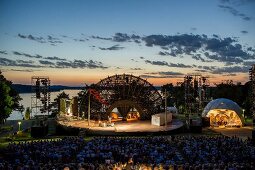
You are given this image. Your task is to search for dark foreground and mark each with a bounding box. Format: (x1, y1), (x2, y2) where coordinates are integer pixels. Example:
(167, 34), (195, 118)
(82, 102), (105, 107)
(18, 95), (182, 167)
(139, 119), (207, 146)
(1, 136), (254, 170)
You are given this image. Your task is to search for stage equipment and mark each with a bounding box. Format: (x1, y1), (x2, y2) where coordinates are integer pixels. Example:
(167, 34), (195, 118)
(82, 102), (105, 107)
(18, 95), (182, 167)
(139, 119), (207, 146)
(31, 76), (51, 116)
(79, 74), (162, 120)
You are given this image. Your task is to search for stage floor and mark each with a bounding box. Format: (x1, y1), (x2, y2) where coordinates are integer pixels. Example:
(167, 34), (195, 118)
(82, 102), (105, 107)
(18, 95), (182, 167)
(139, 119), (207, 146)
(58, 119), (184, 135)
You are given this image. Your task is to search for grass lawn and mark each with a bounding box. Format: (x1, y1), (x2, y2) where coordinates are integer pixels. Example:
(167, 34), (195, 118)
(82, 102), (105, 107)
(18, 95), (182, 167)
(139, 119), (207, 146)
(0, 131), (92, 149)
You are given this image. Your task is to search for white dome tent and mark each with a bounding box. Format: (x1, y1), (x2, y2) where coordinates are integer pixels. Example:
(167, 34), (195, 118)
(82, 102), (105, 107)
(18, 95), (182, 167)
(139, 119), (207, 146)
(202, 98), (244, 127)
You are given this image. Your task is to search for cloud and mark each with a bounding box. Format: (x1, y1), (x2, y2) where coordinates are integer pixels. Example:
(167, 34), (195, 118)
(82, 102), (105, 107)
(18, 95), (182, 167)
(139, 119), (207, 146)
(141, 33), (254, 65)
(218, 5), (252, 21)
(91, 35), (112, 40)
(158, 71), (184, 76)
(130, 68), (143, 70)
(0, 56), (108, 70)
(158, 51), (178, 57)
(140, 71), (184, 78)
(0, 50), (8, 55)
(18, 33), (45, 43)
(145, 60), (193, 68)
(56, 60), (108, 69)
(131, 59), (138, 62)
(17, 34), (26, 39)
(197, 65), (216, 71)
(145, 60), (169, 66)
(158, 51), (169, 56)
(13, 51), (43, 59)
(0, 57), (16, 66)
(222, 73), (237, 76)
(39, 60), (55, 65)
(247, 47), (255, 52)
(192, 54), (212, 62)
(243, 61), (255, 66)
(47, 35), (63, 44)
(10, 69), (35, 72)
(241, 30), (248, 34)
(16, 60), (34, 64)
(112, 33), (141, 43)
(44, 56), (67, 61)
(191, 27), (197, 31)
(134, 40), (141, 44)
(99, 45), (124, 50)
(220, 0), (254, 6)
(168, 63), (192, 68)
(17, 34), (63, 45)
(0, 57), (42, 68)
(13, 51), (69, 61)
(86, 60), (108, 69)
(3, 49), (108, 70)
(73, 37), (89, 42)
(211, 66), (250, 74)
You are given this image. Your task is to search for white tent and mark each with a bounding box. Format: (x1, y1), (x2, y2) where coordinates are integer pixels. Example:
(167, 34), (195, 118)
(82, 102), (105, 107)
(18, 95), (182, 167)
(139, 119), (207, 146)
(202, 98), (244, 126)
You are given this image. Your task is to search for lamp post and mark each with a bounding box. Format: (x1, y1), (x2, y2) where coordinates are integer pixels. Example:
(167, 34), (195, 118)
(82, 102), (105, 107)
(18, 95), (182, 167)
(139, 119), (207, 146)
(242, 109), (245, 120)
(18, 121), (21, 131)
(164, 89), (170, 128)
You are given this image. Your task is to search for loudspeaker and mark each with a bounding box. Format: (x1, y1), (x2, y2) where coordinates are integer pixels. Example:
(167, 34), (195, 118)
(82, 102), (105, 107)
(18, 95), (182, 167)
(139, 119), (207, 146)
(202, 117), (210, 127)
(252, 129), (255, 140)
(31, 126), (48, 138)
(190, 125), (202, 133)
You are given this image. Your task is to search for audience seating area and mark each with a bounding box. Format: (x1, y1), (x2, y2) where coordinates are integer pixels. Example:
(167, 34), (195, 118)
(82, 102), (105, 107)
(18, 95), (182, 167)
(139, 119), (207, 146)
(1, 136), (254, 170)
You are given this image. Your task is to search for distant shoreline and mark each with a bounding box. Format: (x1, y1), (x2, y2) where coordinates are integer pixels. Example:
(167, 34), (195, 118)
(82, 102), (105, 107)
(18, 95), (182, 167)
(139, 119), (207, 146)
(12, 84), (83, 93)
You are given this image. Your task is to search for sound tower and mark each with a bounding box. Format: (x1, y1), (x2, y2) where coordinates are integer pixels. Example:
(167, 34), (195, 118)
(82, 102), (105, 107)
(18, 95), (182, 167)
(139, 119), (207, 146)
(31, 76), (51, 116)
(36, 79), (40, 98)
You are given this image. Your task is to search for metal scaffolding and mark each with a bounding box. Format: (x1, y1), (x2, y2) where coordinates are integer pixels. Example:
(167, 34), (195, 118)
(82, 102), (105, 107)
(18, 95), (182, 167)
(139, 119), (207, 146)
(79, 74), (162, 120)
(184, 74), (210, 117)
(31, 76), (51, 117)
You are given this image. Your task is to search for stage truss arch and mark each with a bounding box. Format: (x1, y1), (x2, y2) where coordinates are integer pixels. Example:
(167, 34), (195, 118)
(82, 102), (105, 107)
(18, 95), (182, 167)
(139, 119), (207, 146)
(79, 74), (162, 120)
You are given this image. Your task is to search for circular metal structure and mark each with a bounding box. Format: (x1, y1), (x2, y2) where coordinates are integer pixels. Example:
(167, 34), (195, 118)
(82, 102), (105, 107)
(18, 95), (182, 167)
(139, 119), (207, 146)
(81, 74), (162, 120)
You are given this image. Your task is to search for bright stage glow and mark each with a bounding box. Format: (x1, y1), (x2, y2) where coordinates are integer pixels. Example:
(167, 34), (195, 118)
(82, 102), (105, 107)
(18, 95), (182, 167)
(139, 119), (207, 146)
(206, 109), (244, 127)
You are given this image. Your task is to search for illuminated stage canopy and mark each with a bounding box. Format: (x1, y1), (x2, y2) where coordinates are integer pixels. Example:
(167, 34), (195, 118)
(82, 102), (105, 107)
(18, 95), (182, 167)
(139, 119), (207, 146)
(202, 98), (244, 126)
(80, 74), (162, 120)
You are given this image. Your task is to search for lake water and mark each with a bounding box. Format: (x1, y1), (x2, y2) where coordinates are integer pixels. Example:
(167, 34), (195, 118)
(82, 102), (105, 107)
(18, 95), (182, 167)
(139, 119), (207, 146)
(7, 89), (82, 120)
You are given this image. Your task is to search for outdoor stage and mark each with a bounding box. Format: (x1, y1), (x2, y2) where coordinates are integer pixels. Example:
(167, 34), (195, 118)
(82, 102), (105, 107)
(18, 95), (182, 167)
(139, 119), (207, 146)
(58, 119), (184, 135)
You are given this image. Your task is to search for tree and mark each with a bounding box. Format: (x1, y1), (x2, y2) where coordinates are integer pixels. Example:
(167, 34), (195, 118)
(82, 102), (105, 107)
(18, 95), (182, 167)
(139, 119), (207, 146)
(161, 83), (185, 109)
(24, 107), (31, 120)
(0, 71), (22, 124)
(161, 83), (174, 107)
(50, 91), (70, 116)
(211, 81), (243, 106)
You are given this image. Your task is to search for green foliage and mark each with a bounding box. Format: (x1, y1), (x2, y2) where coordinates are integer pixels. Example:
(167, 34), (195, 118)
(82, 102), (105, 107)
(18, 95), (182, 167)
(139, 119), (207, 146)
(161, 83), (185, 107)
(211, 80), (252, 117)
(51, 91), (70, 116)
(25, 107), (31, 120)
(0, 71), (22, 124)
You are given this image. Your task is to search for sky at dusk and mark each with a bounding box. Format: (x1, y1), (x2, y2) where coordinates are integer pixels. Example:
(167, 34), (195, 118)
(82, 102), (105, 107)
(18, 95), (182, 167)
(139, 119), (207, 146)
(0, 0), (255, 86)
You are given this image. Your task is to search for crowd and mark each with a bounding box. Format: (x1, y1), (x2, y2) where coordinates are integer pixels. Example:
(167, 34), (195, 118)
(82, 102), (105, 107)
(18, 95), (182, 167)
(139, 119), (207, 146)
(0, 136), (254, 170)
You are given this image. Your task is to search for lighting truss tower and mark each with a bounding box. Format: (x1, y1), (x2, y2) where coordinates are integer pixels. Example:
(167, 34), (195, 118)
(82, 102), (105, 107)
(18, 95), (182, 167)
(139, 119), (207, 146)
(198, 76), (210, 113)
(31, 76), (51, 117)
(184, 74), (210, 117)
(249, 65), (255, 129)
(184, 75), (194, 116)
